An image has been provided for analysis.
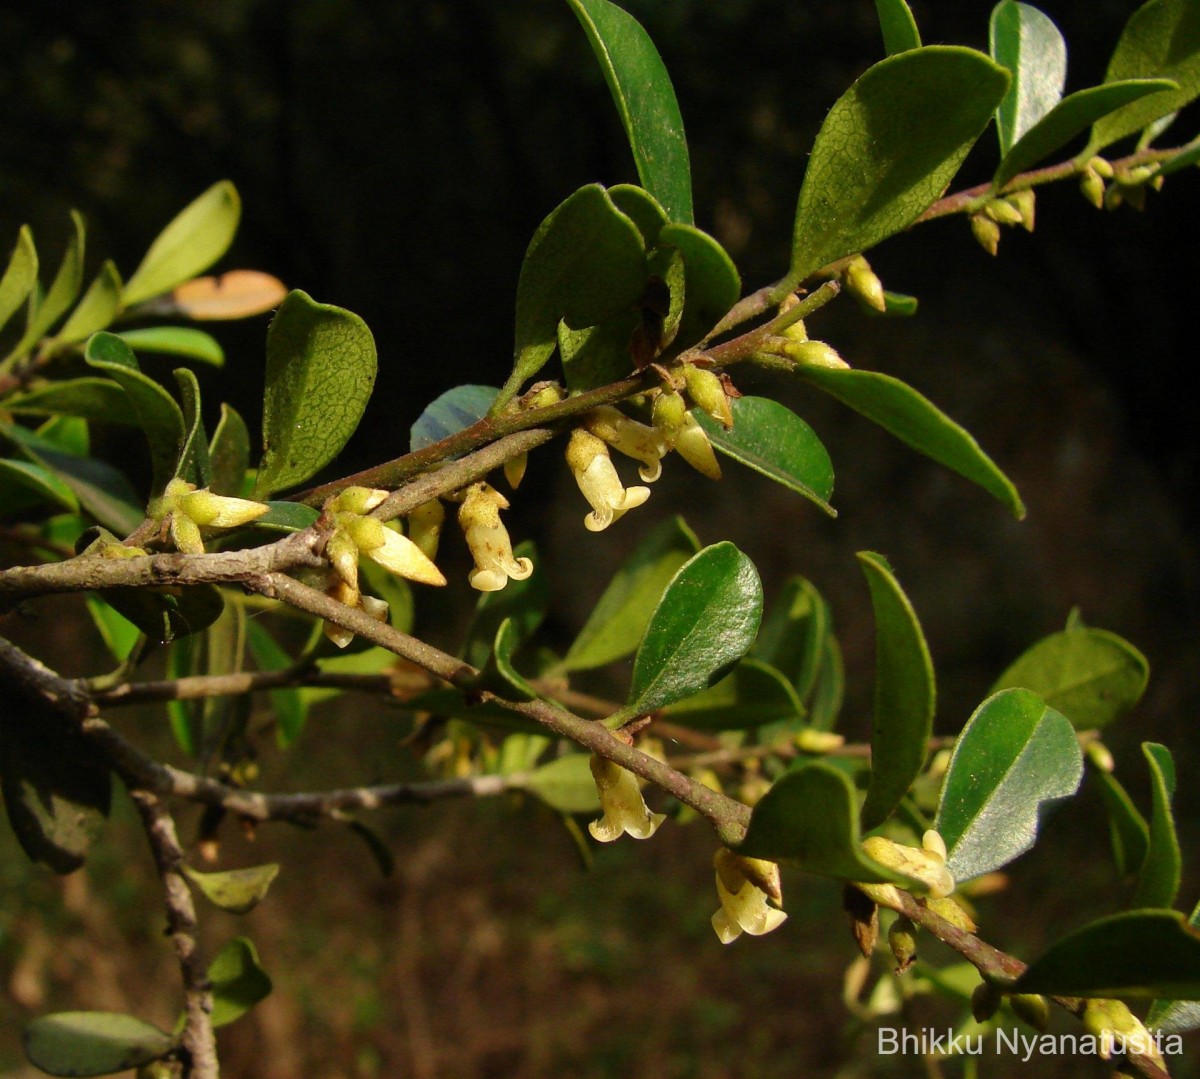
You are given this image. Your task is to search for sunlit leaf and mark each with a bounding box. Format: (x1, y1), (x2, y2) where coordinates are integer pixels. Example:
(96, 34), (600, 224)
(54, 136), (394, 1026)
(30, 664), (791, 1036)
(184, 862), (281, 915)
(117, 326), (225, 367)
(0, 225), (38, 333)
(1133, 742), (1181, 909)
(54, 260), (122, 346)
(875, 0), (921, 54)
(5, 211), (85, 362)
(990, 1), (1067, 152)
(523, 753), (602, 814)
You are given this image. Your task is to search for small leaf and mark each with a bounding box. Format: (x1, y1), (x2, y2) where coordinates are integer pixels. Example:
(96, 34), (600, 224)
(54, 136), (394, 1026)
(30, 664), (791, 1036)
(248, 501), (321, 534)
(1133, 742), (1181, 909)
(409, 384), (498, 453)
(1017, 910), (1200, 998)
(0, 458), (79, 512)
(875, 0), (921, 55)
(207, 936), (273, 1028)
(786, 47), (1009, 288)
(169, 270), (287, 320)
(1148, 900), (1200, 1032)
(0, 225), (38, 333)
(663, 657), (802, 731)
(935, 688), (1083, 881)
(657, 223), (740, 350)
(102, 583), (225, 649)
(54, 261), (122, 345)
(6, 211), (85, 363)
(122, 181), (241, 307)
(4, 378), (137, 425)
(876, 290), (919, 317)
(626, 542), (763, 716)
(607, 184), (668, 243)
(1090, 766), (1149, 877)
(858, 552), (936, 831)
(522, 753), (602, 814)
(471, 617), (538, 701)
(183, 863), (280, 914)
(695, 397), (835, 515)
(566, 0), (694, 224)
(753, 576), (831, 702)
(24, 1012), (174, 1077)
(174, 368), (210, 486)
(255, 290), (377, 497)
(807, 634), (846, 732)
(558, 515), (699, 673)
(796, 365), (1025, 519)
(116, 326), (225, 367)
(990, 625), (1149, 729)
(84, 596), (141, 663)
(989, 1), (1067, 153)
(244, 620), (308, 748)
(209, 403), (251, 495)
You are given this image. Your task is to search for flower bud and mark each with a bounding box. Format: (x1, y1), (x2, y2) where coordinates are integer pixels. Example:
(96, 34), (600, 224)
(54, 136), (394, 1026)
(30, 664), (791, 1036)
(585, 405), (669, 482)
(795, 728), (845, 754)
(331, 486), (389, 515)
(843, 255), (887, 312)
(674, 413), (722, 480)
(1088, 156), (1114, 179)
(984, 197), (1024, 227)
(345, 514), (387, 553)
(970, 212), (1001, 255)
(1080, 168), (1106, 209)
(1007, 189), (1036, 232)
(170, 513), (204, 555)
(787, 339), (848, 370)
(1085, 740), (1115, 773)
(888, 916), (918, 973)
(651, 388), (688, 445)
(684, 366), (733, 429)
(1010, 993), (1050, 1032)
(503, 452), (528, 489)
(971, 980), (1003, 1023)
(1082, 999), (1161, 1065)
(926, 895), (976, 932)
(861, 833), (954, 899)
(407, 499), (445, 561)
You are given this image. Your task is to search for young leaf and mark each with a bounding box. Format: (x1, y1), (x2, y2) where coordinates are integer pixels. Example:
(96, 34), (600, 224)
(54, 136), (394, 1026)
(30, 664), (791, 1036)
(244, 619), (309, 748)
(250, 501), (321, 534)
(0, 458), (79, 512)
(6, 211), (85, 362)
(657, 223), (740, 350)
(875, 0), (921, 54)
(1147, 899), (1200, 1032)
(53, 260), (122, 345)
(786, 47), (1009, 289)
(694, 397), (835, 515)
(989, 1), (1067, 153)
(1088, 0), (1200, 153)
(122, 180), (241, 307)
(0, 225), (38, 333)
(409, 384), (498, 452)
(557, 515), (699, 673)
(522, 753), (602, 814)
(117, 326), (225, 366)
(625, 542), (762, 716)
(84, 596), (141, 663)
(3, 378), (137, 426)
(858, 552), (936, 831)
(664, 658), (802, 731)
(796, 365), (1025, 519)
(209, 402), (251, 495)
(1133, 742), (1181, 909)
(753, 576), (830, 702)
(807, 634), (846, 731)
(990, 625), (1149, 729)
(255, 290), (377, 497)
(1016, 910), (1200, 998)
(497, 184), (645, 411)
(207, 936), (273, 1028)
(1090, 766), (1149, 877)
(470, 617), (538, 701)
(23, 1012), (174, 1077)
(935, 688), (1083, 881)
(169, 269), (287, 320)
(566, 0), (694, 224)
(183, 862), (281, 915)
(174, 368), (211, 486)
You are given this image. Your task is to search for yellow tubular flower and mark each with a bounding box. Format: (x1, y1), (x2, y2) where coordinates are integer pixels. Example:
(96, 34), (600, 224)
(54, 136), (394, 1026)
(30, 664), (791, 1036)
(322, 578), (390, 649)
(566, 429), (650, 532)
(585, 405), (670, 482)
(673, 413), (722, 480)
(154, 477), (269, 554)
(458, 482), (533, 592)
(588, 755), (666, 842)
(328, 509), (446, 591)
(407, 499), (445, 561)
(366, 525), (446, 586)
(711, 848), (788, 944)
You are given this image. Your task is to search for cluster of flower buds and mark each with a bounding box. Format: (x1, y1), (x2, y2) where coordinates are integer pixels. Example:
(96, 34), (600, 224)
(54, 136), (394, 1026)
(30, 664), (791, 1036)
(970, 190), (1036, 255)
(711, 847), (788, 944)
(842, 254), (887, 313)
(150, 477), (269, 554)
(861, 829), (955, 900)
(1079, 155), (1115, 209)
(1105, 163), (1164, 211)
(772, 295), (849, 370)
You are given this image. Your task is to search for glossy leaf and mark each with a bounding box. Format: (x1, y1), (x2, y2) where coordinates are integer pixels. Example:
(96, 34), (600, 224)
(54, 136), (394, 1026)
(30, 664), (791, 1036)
(1089, 0), (1200, 152)
(1133, 742), (1181, 909)
(462, 541), (548, 669)
(410, 384), (498, 452)
(84, 332), (185, 495)
(567, 0), (693, 224)
(6, 211), (85, 362)
(84, 596), (141, 663)
(1148, 899), (1200, 1032)
(875, 0), (921, 54)
(122, 180), (241, 307)
(626, 542), (763, 716)
(753, 576), (830, 702)
(244, 620), (308, 748)
(117, 326), (225, 366)
(858, 552), (936, 830)
(0, 225), (37, 332)
(255, 290), (377, 497)
(207, 936), (273, 1028)
(1017, 910), (1200, 998)
(796, 366), (1025, 519)
(695, 397), (835, 515)
(990, 626), (1148, 729)
(499, 184), (645, 410)
(658, 223), (740, 350)
(24, 1012), (174, 1077)
(174, 368), (210, 486)
(209, 403), (251, 495)
(169, 269), (287, 320)
(1091, 766), (1149, 877)
(663, 657), (802, 731)
(558, 515), (699, 673)
(0, 458), (79, 512)
(184, 862), (280, 915)
(935, 688), (1083, 881)
(54, 260), (122, 345)
(4, 378), (137, 425)
(787, 47), (1009, 287)
(523, 753), (602, 814)
(990, 1), (1066, 153)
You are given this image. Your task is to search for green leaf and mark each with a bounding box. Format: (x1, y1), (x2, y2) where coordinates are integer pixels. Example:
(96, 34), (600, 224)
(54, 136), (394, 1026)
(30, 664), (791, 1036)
(209, 403), (251, 495)
(796, 365), (1025, 519)
(1133, 742), (1181, 909)
(6, 212), (85, 363)
(1159, 130), (1200, 173)
(498, 184), (645, 410)
(54, 261), (122, 346)
(116, 326), (225, 367)
(807, 634), (845, 731)
(559, 314), (639, 393)
(557, 515), (699, 673)
(244, 620), (308, 748)
(0, 225), (38, 333)
(400, 687), (546, 736)
(84, 596), (141, 663)
(248, 501), (321, 534)
(1017, 910), (1200, 998)
(207, 936), (273, 1028)
(4, 378), (137, 425)
(255, 290), (377, 497)
(786, 47), (1009, 288)
(566, 0), (694, 224)
(876, 290), (919, 317)
(184, 862), (280, 915)
(989, 2), (1067, 153)
(1089, 0), (1200, 153)
(858, 552), (936, 830)
(471, 617), (539, 701)
(174, 368), (210, 486)
(990, 626), (1149, 729)
(461, 540), (548, 669)
(657, 223), (740, 351)
(102, 583), (225, 649)
(625, 542), (762, 716)
(409, 384), (498, 452)
(0, 458), (79, 512)
(122, 181), (241, 307)
(695, 397), (835, 515)
(663, 657), (802, 731)
(522, 753), (602, 814)
(935, 688), (1083, 881)
(874, 0), (921, 54)
(1148, 900), (1200, 1031)
(24, 1012), (174, 1077)
(84, 332), (186, 496)
(607, 184), (668, 244)
(753, 576), (830, 702)
(993, 79), (1178, 188)
(1090, 766), (1149, 877)
(739, 762), (914, 883)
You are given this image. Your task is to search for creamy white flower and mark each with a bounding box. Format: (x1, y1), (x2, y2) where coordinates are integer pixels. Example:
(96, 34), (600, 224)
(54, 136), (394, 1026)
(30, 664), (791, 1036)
(587, 755), (665, 842)
(585, 406), (670, 482)
(566, 430), (650, 532)
(711, 848), (788, 944)
(673, 413), (722, 480)
(458, 482), (533, 592)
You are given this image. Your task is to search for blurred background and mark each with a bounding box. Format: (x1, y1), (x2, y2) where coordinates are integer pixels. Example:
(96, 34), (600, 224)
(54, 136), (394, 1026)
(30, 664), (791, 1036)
(2, 1), (1199, 1075)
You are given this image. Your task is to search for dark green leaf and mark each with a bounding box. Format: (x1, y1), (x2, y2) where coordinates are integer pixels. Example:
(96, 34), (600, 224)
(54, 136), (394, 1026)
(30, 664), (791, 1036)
(409, 384), (498, 452)
(461, 540), (548, 669)
(786, 47), (1009, 288)
(183, 862), (280, 915)
(0, 458), (79, 512)
(84, 596), (141, 663)
(990, 626), (1149, 729)
(626, 542), (762, 716)
(557, 515), (699, 673)
(471, 617), (538, 701)
(522, 753), (602, 813)
(0, 225), (37, 333)
(4, 378), (137, 425)
(6, 211), (85, 362)
(1148, 900), (1200, 1032)
(207, 936), (272, 1028)
(1134, 742), (1181, 909)
(695, 397), (835, 515)
(174, 368), (210, 486)
(1090, 766), (1149, 877)
(101, 583), (225, 649)
(248, 501), (320, 534)
(255, 290), (377, 496)
(24, 1012), (174, 1077)
(807, 634), (845, 731)
(935, 688), (1083, 881)
(209, 403), (251, 496)
(796, 365), (1025, 518)
(1017, 910), (1200, 998)
(657, 223), (740, 351)
(875, 0), (921, 54)
(607, 184), (668, 244)
(244, 620), (308, 748)
(566, 0), (694, 224)
(122, 181), (241, 307)
(663, 657), (802, 731)
(559, 314), (639, 393)
(990, 1), (1067, 153)
(54, 261), (122, 345)
(858, 552), (936, 830)
(116, 326), (225, 366)
(1089, 0), (1200, 153)
(753, 576), (830, 702)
